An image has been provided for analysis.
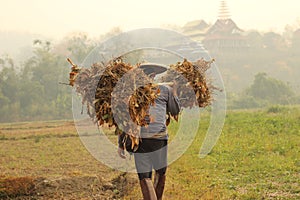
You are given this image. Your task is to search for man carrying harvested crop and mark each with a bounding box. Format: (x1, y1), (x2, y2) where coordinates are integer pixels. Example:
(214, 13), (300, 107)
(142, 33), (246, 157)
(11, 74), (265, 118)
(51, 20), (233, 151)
(118, 63), (181, 200)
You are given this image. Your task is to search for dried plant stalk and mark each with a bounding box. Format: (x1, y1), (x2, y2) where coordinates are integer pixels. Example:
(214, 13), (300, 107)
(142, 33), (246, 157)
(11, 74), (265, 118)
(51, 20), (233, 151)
(67, 58), (159, 150)
(161, 58), (215, 109)
(66, 57), (215, 151)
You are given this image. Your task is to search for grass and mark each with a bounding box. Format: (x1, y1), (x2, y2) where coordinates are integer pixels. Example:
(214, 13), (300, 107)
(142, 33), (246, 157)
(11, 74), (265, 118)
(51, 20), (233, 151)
(125, 106), (300, 199)
(0, 106), (299, 199)
(0, 120), (127, 199)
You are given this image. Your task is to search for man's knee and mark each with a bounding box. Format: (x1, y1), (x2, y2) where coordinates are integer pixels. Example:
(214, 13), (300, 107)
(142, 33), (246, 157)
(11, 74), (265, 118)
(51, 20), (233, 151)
(138, 172), (152, 180)
(155, 167), (167, 176)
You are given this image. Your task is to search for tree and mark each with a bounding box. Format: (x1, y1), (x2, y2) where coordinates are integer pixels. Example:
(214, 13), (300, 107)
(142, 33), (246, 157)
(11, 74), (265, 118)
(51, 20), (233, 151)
(0, 55), (21, 121)
(247, 73), (294, 104)
(291, 29), (300, 53)
(0, 55), (18, 103)
(262, 32), (287, 51)
(0, 87), (9, 107)
(245, 31), (263, 49)
(55, 32), (96, 64)
(19, 40), (72, 120)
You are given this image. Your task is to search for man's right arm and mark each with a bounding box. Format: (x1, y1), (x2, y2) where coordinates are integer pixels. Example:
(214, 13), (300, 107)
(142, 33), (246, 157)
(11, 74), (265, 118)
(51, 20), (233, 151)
(117, 132), (126, 159)
(166, 85), (181, 116)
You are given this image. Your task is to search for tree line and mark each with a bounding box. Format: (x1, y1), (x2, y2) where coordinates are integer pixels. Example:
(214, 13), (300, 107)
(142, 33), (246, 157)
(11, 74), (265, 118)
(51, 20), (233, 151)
(0, 27), (300, 122)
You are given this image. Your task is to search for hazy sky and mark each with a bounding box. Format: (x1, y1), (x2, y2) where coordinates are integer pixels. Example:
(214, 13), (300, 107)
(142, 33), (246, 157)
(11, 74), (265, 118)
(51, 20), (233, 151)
(1, 0), (300, 38)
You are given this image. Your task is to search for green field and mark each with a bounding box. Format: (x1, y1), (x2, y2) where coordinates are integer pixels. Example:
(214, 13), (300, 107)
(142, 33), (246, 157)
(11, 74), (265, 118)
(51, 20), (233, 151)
(0, 106), (299, 199)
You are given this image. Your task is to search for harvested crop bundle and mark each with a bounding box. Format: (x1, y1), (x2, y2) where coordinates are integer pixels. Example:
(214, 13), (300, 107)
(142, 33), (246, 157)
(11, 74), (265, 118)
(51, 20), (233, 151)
(160, 58), (215, 108)
(66, 57), (215, 150)
(67, 58), (160, 150)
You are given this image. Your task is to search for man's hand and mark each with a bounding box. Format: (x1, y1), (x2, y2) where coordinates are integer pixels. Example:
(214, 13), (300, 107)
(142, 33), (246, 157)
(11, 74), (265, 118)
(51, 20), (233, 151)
(117, 147), (126, 159)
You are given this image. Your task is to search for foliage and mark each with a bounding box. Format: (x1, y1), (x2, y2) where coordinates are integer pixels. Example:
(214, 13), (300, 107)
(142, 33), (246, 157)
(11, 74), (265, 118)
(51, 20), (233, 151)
(228, 93), (265, 109)
(64, 32), (96, 63)
(266, 105), (288, 113)
(0, 29), (124, 122)
(246, 72), (295, 104)
(0, 41), (73, 122)
(1, 27), (300, 121)
(228, 73), (297, 109)
(211, 28), (300, 94)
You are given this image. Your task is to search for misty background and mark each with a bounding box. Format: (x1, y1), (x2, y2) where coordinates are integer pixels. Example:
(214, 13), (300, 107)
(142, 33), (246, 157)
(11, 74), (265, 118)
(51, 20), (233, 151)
(0, 0), (300, 122)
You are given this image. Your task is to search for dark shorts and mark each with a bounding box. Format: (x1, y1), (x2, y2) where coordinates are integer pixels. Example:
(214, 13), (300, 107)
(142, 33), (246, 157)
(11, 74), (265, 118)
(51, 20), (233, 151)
(134, 138), (168, 180)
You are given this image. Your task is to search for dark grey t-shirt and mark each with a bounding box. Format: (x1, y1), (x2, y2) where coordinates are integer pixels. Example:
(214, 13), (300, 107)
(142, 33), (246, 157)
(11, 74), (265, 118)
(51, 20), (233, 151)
(140, 85), (180, 139)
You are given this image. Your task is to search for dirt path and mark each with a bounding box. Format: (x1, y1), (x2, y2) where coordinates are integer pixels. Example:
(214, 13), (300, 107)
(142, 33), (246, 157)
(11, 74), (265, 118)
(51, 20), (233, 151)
(0, 120), (138, 200)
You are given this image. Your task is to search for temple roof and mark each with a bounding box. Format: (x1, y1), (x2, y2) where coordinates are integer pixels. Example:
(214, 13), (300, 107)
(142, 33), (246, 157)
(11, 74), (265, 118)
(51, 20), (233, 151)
(182, 20), (210, 41)
(183, 20), (209, 31)
(183, 1), (245, 42)
(206, 19), (243, 35)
